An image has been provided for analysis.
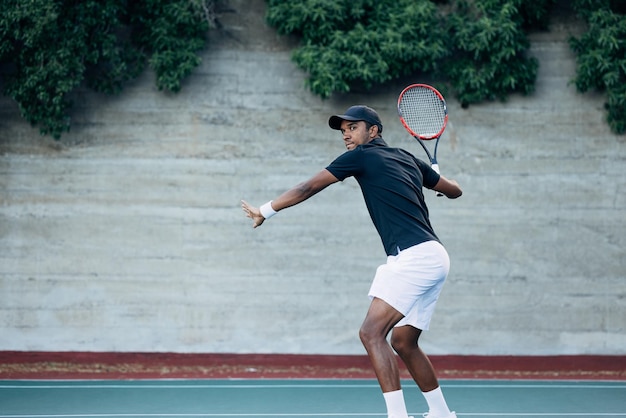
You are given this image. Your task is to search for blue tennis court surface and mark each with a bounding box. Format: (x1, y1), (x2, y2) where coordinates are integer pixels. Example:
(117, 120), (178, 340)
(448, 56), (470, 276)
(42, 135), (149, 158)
(1, 379), (625, 417)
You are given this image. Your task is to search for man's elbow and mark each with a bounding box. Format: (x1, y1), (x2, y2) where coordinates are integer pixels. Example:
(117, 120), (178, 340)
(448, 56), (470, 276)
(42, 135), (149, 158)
(440, 179), (462, 199)
(447, 189), (462, 199)
(447, 181), (463, 199)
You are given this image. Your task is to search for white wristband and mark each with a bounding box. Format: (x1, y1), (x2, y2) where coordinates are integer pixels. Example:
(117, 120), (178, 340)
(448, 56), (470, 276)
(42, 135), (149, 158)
(259, 201), (277, 219)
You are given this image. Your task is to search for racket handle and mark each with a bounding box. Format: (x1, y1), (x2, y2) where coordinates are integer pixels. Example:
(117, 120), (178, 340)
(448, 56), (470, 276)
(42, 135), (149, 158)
(431, 164), (444, 197)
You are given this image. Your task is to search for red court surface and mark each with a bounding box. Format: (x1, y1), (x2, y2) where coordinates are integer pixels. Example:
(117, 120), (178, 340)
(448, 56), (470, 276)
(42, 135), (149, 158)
(1, 352), (624, 380)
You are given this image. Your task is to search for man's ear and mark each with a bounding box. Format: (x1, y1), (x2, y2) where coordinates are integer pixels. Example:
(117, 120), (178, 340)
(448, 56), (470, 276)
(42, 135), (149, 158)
(369, 124), (379, 138)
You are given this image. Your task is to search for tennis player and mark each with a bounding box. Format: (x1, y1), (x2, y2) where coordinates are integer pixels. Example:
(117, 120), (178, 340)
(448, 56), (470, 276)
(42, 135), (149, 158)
(242, 105), (462, 418)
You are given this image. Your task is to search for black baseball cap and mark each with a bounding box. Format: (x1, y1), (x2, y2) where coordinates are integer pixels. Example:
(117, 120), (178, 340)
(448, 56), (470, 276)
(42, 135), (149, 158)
(328, 105), (383, 133)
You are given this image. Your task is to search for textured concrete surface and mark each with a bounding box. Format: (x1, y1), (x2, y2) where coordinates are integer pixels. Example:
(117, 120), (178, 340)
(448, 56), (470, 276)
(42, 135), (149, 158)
(0, 0), (624, 355)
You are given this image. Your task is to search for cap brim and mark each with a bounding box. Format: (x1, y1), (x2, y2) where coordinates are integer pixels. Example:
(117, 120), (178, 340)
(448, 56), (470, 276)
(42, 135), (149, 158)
(328, 114), (360, 130)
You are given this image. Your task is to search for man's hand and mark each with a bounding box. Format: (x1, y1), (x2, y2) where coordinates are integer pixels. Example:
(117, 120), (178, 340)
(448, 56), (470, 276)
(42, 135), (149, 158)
(241, 200), (265, 228)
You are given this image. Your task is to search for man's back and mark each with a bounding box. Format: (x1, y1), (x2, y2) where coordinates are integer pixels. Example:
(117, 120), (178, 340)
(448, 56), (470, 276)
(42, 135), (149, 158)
(326, 137), (440, 255)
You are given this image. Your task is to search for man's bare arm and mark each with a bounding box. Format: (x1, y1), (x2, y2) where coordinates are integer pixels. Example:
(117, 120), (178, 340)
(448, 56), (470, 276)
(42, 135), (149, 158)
(242, 169), (339, 228)
(433, 175), (463, 199)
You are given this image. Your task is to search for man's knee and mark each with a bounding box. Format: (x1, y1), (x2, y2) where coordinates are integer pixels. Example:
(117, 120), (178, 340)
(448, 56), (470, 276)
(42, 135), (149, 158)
(390, 326), (421, 356)
(359, 320), (388, 349)
(360, 298), (405, 348)
(390, 331), (409, 355)
(358, 323), (375, 347)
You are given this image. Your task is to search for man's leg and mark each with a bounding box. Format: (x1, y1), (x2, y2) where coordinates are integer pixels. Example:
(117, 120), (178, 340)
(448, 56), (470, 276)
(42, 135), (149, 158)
(390, 325), (438, 391)
(391, 325), (454, 417)
(359, 297), (405, 391)
(359, 297), (409, 418)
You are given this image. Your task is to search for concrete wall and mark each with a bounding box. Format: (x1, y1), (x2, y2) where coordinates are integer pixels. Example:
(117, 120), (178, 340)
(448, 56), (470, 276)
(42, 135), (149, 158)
(1, 1), (624, 355)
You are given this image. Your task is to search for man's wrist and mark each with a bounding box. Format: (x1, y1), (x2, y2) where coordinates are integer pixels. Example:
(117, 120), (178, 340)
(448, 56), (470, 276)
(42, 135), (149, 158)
(259, 201), (277, 219)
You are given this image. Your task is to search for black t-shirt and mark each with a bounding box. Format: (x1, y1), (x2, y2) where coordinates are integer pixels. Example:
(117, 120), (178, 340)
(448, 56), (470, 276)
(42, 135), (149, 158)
(326, 137), (441, 256)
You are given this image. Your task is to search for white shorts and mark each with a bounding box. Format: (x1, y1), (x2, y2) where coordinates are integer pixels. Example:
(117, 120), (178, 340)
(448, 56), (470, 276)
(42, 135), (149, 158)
(368, 240), (450, 331)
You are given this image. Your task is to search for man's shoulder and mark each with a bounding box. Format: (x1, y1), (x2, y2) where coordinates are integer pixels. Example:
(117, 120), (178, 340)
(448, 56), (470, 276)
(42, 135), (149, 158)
(367, 142), (415, 159)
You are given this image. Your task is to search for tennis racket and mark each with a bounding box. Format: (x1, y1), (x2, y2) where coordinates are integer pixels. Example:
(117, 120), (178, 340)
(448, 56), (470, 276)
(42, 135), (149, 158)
(397, 84), (448, 196)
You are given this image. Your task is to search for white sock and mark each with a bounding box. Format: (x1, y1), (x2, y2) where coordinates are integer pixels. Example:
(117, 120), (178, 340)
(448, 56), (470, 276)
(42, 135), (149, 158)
(383, 389), (409, 418)
(422, 386), (451, 416)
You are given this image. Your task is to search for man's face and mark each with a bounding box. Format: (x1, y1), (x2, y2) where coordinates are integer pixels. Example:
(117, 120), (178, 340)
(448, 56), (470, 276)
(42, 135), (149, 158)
(339, 120), (377, 150)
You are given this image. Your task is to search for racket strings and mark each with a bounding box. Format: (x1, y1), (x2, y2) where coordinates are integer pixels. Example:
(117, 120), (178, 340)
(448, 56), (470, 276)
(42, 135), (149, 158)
(399, 88), (447, 139)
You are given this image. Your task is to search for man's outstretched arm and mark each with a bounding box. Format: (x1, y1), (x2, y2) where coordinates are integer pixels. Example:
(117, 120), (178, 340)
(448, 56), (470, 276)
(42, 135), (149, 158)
(242, 169), (339, 228)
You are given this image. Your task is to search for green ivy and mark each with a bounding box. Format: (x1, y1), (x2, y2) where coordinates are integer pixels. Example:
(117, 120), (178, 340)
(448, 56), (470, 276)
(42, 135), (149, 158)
(0, 0), (209, 139)
(266, 0), (551, 106)
(2, 0), (102, 138)
(4, 0), (624, 138)
(129, 0), (208, 93)
(570, 1), (626, 134)
(267, 0), (448, 99)
(444, 0), (541, 107)
(514, 0), (556, 29)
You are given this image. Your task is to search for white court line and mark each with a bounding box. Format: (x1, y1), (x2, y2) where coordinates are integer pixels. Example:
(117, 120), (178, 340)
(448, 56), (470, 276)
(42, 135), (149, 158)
(0, 415), (387, 418)
(1, 414), (626, 417)
(1, 383), (625, 389)
(0, 414), (385, 418)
